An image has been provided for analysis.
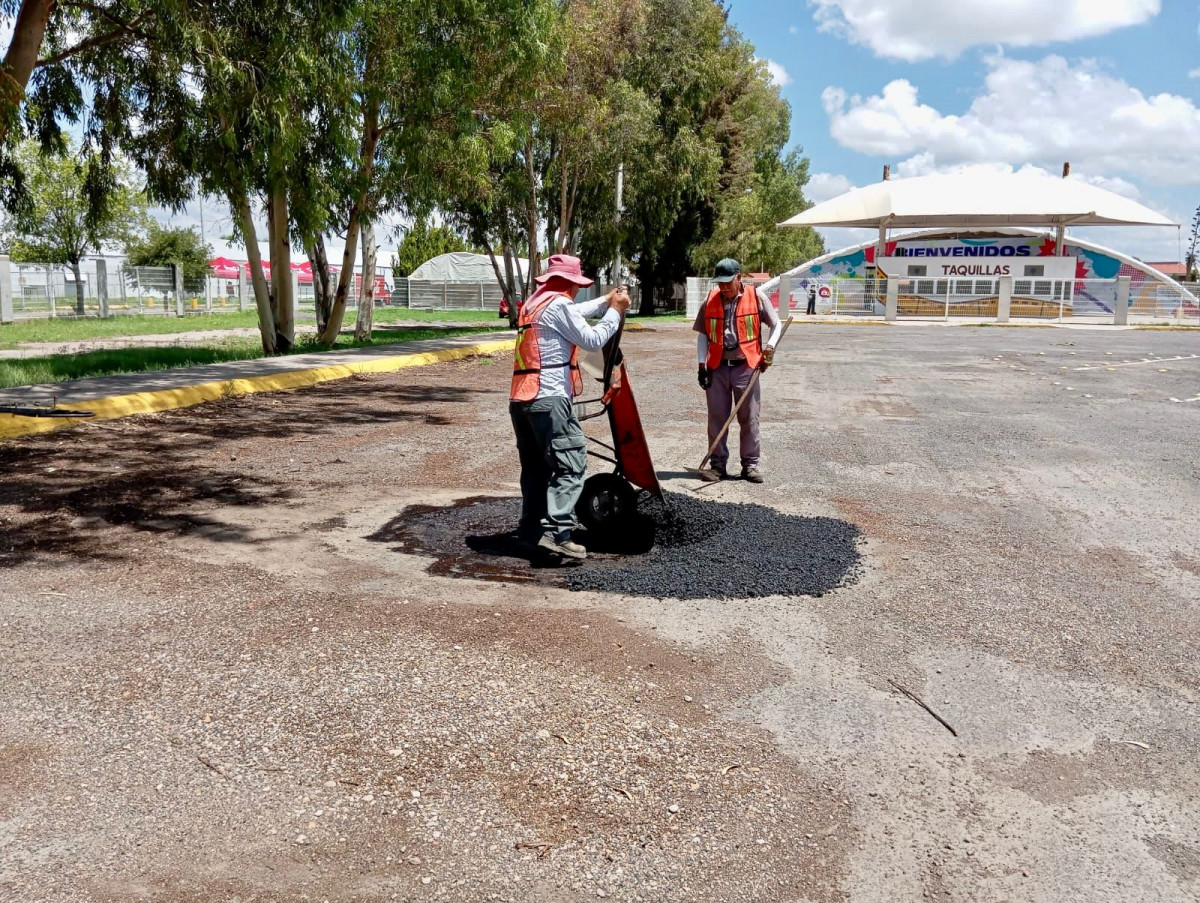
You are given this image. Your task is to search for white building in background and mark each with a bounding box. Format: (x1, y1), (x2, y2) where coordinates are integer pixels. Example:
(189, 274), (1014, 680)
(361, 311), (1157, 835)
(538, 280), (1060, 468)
(762, 228), (1197, 319)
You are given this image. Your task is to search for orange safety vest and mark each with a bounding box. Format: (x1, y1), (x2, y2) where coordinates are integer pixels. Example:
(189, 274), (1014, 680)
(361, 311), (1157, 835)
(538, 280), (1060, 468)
(703, 285), (762, 370)
(510, 292), (584, 401)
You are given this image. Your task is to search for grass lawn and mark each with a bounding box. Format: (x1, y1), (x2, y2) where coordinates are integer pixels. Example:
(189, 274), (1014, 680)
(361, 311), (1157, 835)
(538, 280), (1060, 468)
(0, 308), (502, 349)
(0, 326), (506, 389)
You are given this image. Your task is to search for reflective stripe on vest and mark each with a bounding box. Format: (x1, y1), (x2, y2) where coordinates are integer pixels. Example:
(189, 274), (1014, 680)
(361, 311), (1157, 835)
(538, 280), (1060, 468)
(510, 293), (584, 401)
(703, 285), (762, 370)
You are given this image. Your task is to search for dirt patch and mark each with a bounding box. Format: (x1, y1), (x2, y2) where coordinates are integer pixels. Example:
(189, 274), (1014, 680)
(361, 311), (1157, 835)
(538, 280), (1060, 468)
(981, 741), (1197, 808)
(1143, 835), (1200, 885)
(0, 740), (46, 817)
(1171, 551), (1200, 578)
(1, 550), (851, 903)
(855, 397), (921, 420)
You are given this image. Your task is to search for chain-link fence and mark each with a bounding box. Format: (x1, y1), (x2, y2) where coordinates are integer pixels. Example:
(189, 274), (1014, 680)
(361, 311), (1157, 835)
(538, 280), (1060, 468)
(6, 255), (1196, 327)
(1, 258), (221, 321)
(777, 278), (883, 317)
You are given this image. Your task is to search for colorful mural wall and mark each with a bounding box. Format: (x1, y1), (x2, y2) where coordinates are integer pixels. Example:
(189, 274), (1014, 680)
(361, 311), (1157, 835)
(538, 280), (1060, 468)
(773, 229), (1197, 317)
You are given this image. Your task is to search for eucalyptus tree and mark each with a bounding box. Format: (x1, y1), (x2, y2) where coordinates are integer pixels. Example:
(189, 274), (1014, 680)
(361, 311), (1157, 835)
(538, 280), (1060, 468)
(1187, 205), (1200, 282)
(0, 0), (156, 149)
(0, 1), (168, 230)
(311, 0), (551, 347)
(84, 0), (356, 353)
(596, 0), (822, 313)
(444, 0), (651, 321)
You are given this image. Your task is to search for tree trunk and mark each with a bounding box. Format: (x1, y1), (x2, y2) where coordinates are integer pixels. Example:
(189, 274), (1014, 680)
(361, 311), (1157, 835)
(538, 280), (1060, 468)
(637, 254), (656, 317)
(523, 138), (539, 296)
(501, 229), (518, 308)
(508, 241), (526, 301)
(266, 181), (293, 351)
(0, 0), (54, 145)
(483, 241), (517, 328)
(230, 186), (275, 354)
(317, 76), (380, 346)
(354, 220), (376, 341)
(70, 257), (85, 315)
(308, 236), (334, 334)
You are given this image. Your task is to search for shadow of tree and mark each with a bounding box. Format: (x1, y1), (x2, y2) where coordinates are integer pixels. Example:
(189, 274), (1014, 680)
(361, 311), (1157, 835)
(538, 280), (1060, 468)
(0, 378), (488, 567)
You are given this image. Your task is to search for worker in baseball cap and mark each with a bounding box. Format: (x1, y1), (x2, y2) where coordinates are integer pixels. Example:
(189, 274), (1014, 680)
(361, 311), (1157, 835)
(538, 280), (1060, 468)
(692, 258), (782, 483)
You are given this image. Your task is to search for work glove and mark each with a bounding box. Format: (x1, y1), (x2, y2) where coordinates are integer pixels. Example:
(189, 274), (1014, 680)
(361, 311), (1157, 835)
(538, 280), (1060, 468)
(697, 364), (711, 390)
(761, 346), (775, 371)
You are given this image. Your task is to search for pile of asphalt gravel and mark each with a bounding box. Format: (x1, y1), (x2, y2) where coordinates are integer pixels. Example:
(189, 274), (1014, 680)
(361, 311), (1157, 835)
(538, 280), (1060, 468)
(568, 491), (861, 600)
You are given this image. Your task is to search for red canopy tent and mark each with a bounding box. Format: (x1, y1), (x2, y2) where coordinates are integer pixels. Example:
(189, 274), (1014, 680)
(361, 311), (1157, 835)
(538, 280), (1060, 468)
(234, 260), (387, 296)
(240, 260), (316, 284)
(209, 257), (241, 279)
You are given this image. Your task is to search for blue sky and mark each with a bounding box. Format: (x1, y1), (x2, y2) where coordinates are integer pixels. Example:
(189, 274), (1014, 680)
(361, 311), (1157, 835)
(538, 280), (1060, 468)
(736, 0), (1196, 262)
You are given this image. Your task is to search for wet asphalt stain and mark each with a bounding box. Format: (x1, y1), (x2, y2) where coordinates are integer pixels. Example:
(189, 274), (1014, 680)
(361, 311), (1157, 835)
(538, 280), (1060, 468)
(369, 492), (862, 600)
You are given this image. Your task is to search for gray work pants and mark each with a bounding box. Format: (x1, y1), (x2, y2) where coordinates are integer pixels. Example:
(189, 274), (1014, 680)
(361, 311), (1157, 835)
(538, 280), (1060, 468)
(705, 360), (761, 470)
(509, 395), (587, 542)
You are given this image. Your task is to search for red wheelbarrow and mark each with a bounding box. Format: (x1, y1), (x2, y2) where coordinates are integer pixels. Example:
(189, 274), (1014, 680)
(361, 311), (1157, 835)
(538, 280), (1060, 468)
(574, 313), (664, 536)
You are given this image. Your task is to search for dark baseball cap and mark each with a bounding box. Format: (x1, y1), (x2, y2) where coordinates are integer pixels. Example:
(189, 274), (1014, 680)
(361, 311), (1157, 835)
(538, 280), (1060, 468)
(713, 258), (741, 283)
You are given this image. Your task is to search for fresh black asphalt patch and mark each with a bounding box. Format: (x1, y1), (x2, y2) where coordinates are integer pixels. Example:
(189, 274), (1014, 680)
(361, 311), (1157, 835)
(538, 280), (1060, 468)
(373, 492), (862, 600)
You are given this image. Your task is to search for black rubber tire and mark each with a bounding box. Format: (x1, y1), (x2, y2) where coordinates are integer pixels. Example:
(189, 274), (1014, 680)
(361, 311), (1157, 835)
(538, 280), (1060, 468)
(576, 473), (638, 536)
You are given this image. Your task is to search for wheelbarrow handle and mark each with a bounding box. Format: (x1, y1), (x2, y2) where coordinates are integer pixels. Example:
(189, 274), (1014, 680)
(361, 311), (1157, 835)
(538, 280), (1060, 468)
(601, 308), (626, 391)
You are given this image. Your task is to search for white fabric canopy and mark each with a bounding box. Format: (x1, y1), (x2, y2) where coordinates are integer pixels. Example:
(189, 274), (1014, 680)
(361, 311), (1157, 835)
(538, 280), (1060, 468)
(408, 251), (531, 282)
(781, 171), (1175, 229)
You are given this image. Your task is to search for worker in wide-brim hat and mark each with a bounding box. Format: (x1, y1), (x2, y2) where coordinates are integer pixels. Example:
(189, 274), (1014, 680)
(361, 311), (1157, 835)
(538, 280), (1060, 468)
(693, 258), (782, 483)
(510, 254), (631, 560)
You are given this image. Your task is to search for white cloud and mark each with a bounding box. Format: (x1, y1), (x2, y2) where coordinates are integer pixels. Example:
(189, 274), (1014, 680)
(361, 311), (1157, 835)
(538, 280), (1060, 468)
(810, 0), (1160, 61)
(788, 25), (798, 35)
(1190, 67), (1200, 79)
(763, 59), (792, 87)
(823, 54), (1200, 184)
(813, 226), (868, 254)
(806, 172), (856, 202)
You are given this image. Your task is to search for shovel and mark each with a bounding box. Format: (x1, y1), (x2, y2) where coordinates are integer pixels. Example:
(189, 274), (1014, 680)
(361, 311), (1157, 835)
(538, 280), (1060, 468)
(687, 315), (794, 477)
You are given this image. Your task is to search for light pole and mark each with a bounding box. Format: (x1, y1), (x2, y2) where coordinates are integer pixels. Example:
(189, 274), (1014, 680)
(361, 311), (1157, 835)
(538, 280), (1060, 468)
(611, 162), (624, 286)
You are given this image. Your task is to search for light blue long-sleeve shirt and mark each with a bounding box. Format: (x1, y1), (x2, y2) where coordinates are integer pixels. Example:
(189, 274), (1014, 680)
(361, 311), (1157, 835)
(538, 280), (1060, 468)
(527, 294), (620, 399)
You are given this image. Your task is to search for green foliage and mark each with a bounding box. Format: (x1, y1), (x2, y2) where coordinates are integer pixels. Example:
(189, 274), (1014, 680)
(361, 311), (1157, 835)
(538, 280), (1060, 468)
(607, 0), (807, 310)
(3, 140), (146, 265)
(1186, 205), (1199, 282)
(2, 0), (820, 326)
(392, 219), (477, 277)
(124, 222), (212, 282)
(692, 149), (825, 276)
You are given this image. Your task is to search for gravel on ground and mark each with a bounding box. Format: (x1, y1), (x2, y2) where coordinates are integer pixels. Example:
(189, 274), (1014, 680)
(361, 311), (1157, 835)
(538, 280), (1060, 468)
(1, 325), (1198, 902)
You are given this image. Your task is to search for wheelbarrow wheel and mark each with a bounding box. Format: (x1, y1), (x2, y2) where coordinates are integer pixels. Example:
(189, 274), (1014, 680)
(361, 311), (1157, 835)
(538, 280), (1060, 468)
(577, 473), (637, 536)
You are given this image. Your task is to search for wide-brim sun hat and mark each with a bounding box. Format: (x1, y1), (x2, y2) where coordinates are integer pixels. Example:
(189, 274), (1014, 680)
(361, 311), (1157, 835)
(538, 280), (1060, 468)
(535, 253), (594, 287)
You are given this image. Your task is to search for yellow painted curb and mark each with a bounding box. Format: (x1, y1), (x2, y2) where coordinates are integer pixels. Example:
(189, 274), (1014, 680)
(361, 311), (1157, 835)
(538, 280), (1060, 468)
(0, 336), (514, 442)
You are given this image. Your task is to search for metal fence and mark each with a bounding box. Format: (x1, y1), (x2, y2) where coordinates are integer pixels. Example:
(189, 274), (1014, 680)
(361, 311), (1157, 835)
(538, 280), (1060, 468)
(1, 258), (219, 321)
(1, 256), (539, 323)
(7, 255), (1196, 327)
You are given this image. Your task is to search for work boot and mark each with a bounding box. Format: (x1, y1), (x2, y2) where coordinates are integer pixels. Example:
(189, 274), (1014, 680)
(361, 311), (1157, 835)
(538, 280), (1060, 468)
(741, 465), (764, 484)
(698, 465), (727, 483)
(537, 534), (588, 560)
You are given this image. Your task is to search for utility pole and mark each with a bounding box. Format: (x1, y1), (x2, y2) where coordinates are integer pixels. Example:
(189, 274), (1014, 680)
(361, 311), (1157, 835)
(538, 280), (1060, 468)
(611, 162), (624, 285)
